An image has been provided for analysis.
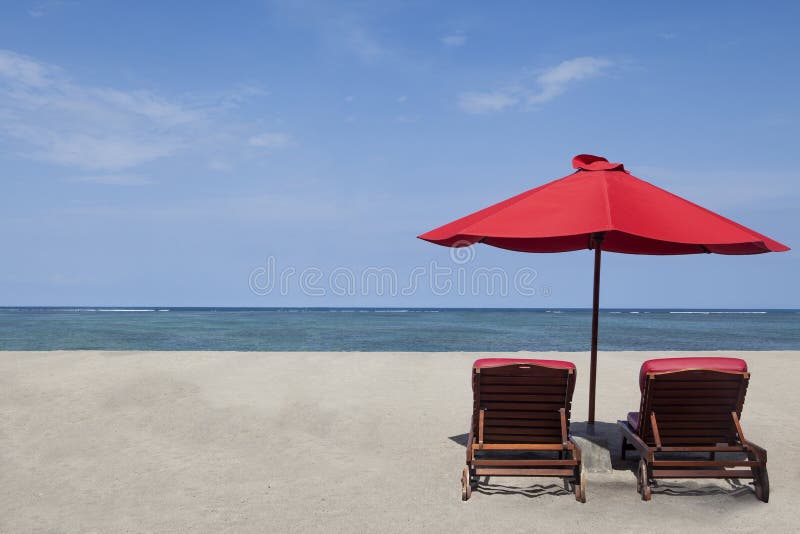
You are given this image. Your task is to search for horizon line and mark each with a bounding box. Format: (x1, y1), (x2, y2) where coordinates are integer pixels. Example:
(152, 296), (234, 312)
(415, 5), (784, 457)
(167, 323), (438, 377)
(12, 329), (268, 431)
(1, 306), (798, 311)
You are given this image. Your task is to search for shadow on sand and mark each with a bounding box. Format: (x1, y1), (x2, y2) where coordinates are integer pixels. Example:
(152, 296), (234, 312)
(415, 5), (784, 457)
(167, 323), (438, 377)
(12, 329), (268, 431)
(648, 479), (755, 498)
(475, 480), (572, 499)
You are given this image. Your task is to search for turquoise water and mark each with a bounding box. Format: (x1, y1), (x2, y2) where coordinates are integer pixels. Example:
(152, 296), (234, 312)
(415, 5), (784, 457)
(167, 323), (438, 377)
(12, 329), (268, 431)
(0, 307), (798, 351)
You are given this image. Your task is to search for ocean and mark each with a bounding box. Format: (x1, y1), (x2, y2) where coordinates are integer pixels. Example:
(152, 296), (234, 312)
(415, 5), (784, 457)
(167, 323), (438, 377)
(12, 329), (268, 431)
(0, 307), (798, 351)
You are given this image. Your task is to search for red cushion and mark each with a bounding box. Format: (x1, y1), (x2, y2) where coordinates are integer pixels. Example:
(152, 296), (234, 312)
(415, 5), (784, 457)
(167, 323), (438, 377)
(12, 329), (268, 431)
(627, 411), (640, 431)
(473, 358), (576, 370)
(638, 357), (747, 392)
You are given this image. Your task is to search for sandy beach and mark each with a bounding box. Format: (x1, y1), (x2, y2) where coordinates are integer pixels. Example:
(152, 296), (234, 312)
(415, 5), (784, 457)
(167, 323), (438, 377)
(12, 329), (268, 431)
(0, 350), (797, 533)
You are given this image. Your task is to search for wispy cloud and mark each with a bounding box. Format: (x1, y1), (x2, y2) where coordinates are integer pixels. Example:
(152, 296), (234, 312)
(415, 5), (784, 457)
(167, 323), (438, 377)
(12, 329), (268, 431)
(0, 49), (54, 86)
(0, 50), (197, 170)
(528, 57), (612, 104)
(441, 34), (467, 47)
(0, 49), (269, 173)
(28, 0), (71, 18)
(248, 132), (293, 149)
(394, 114), (420, 124)
(267, 1), (397, 64)
(458, 56), (613, 114)
(458, 90), (519, 114)
(60, 193), (343, 222)
(341, 20), (386, 61)
(70, 174), (154, 186)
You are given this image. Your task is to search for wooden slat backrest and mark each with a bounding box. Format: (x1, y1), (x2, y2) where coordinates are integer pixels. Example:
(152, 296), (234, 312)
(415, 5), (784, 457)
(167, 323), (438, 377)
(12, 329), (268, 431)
(637, 369), (749, 446)
(473, 364), (576, 444)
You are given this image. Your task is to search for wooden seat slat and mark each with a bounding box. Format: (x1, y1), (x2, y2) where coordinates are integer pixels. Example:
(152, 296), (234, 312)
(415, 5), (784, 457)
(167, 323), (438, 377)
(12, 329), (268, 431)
(482, 411), (563, 420)
(643, 405), (738, 415)
(658, 421), (735, 434)
(484, 426), (563, 436)
(481, 402), (567, 411)
(652, 390), (743, 398)
(480, 393), (569, 402)
(484, 417), (561, 430)
(474, 459), (578, 467)
(479, 385), (570, 394)
(480, 376), (568, 385)
(475, 468), (575, 477)
(483, 434), (561, 444)
(658, 412), (731, 425)
(655, 437), (739, 445)
(651, 382), (740, 389)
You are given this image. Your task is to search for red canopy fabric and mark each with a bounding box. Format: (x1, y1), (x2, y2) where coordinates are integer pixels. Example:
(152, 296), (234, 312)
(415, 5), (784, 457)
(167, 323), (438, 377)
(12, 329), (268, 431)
(418, 154), (788, 255)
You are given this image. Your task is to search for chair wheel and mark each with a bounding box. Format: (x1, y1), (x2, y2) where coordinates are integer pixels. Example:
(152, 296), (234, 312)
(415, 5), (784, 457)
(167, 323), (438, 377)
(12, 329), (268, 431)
(638, 459), (651, 501)
(574, 463), (586, 503)
(461, 466), (472, 501)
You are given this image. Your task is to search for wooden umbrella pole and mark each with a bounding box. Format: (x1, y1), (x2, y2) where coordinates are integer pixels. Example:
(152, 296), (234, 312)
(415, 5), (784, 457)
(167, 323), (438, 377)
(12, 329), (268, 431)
(588, 233), (604, 425)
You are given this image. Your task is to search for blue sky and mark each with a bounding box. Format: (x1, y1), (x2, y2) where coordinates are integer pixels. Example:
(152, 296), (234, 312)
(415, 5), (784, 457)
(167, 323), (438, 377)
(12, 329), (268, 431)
(1, 1), (798, 308)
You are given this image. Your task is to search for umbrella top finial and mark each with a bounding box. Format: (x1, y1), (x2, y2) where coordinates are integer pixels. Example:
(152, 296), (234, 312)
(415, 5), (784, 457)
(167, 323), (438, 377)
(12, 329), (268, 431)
(572, 154), (624, 172)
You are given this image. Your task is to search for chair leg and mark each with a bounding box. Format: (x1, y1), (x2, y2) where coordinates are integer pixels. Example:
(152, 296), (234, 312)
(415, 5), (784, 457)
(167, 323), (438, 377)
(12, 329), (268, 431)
(620, 436), (627, 460)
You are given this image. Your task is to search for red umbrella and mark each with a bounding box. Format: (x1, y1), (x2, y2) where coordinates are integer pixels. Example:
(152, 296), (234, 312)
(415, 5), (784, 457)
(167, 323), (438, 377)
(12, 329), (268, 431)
(418, 154), (789, 423)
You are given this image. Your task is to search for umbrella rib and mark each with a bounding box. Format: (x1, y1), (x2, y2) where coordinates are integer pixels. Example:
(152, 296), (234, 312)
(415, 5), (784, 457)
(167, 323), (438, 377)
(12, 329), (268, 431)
(601, 173), (614, 230)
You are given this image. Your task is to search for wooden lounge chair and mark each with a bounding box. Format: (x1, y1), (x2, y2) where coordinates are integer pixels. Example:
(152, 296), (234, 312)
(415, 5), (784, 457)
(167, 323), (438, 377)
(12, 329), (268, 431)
(618, 357), (768, 502)
(461, 358), (585, 502)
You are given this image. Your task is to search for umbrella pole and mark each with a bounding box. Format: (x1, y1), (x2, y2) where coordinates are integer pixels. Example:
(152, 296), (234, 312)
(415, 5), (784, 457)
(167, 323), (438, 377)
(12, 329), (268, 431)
(588, 233), (604, 425)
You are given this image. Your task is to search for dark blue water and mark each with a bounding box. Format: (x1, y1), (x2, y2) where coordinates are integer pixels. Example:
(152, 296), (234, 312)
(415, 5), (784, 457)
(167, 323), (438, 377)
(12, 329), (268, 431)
(0, 307), (798, 351)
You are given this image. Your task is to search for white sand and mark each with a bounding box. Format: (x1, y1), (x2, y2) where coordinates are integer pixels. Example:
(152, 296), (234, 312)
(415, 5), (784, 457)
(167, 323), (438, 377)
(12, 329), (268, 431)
(0, 350), (796, 533)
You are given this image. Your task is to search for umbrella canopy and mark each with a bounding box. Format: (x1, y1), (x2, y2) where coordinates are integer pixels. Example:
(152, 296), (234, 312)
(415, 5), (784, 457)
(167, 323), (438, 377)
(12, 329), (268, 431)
(421, 154), (788, 254)
(418, 154), (789, 423)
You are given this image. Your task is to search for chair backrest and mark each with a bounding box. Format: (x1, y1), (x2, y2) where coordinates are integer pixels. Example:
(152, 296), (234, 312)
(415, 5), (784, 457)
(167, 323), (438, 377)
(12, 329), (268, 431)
(637, 368), (750, 446)
(472, 359), (576, 444)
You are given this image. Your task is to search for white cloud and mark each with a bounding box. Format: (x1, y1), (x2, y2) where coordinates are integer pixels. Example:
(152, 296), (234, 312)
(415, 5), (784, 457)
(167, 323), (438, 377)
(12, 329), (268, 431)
(60, 193), (343, 222)
(0, 50), (196, 170)
(441, 34), (467, 47)
(458, 56), (613, 114)
(70, 174), (154, 185)
(394, 114), (420, 124)
(213, 84), (268, 110)
(248, 132), (292, 149)
(397, 95), (407, 103)
(28, 0), (69, 18)
(338, 18), (386, 61)
(458, 90), (519, 114)
(91, 88), (199, 126)
(0, 49), (269, 173)
(0, 49), (54, 87)
(528, 56), (612, 104)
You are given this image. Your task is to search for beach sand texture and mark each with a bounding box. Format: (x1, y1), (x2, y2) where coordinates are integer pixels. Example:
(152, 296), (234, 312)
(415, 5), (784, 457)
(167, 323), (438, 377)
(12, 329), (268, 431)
(0, 350), (797, 533)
